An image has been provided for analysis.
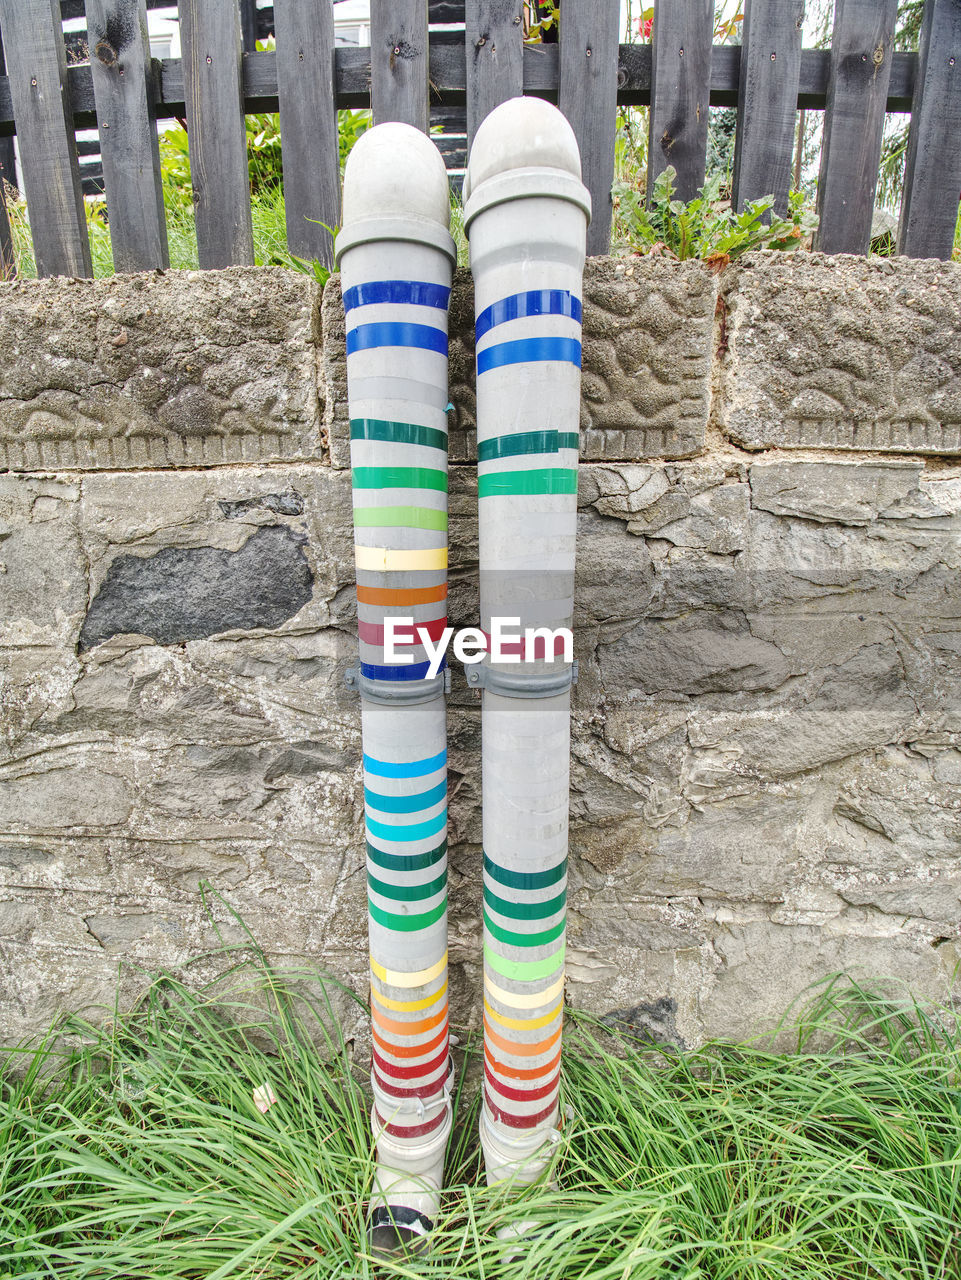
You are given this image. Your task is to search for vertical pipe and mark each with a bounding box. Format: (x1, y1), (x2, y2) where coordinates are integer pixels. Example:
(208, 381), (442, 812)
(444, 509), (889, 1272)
(336, 123), (456, 1256)
(463, 98), (590, 1191)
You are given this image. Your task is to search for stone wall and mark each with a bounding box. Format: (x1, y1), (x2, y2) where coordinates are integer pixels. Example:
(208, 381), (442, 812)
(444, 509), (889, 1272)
(1, 253), (959, 1051)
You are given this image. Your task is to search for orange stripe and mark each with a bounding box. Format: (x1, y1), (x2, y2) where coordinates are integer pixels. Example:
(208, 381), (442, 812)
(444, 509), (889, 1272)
(357, 583), (448, 606)
(483, 1017), (562, 1059)
(371, 999), (449, 1038)
(373, 1020), (448, 1060)
(485, 1044), (562, 1082)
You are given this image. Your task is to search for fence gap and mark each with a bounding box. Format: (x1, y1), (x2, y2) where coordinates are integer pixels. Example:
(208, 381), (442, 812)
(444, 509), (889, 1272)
(732, 0), (804, 217)
(179, 0), (254, 267)
(0, 0), (91, 277)
(898, 0), (961, 260)
(273, 0), (339, 269)
(816, 0), (898, 255)
(559, 0), (620, 255)
(648, 0), (713, 203)
(371, 0), (430, 131)
(465, 0), (524, 149)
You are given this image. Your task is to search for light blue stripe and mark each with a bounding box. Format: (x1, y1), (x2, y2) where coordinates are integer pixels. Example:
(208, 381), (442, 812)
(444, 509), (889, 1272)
(477, 336), (582, 374)
(366, 809), (448, 843)
(364, 780), (447, 815)
(363, 749), (447, 779)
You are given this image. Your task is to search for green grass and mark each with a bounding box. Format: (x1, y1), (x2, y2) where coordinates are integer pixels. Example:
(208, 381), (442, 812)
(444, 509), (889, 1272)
(2, 940), (960, 1279)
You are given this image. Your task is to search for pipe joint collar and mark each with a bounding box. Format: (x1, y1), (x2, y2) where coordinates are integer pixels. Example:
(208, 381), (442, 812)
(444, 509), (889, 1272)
(465, 660), (577, 699)
(335, 214), (457, 266)
(464, 166), (591, 235)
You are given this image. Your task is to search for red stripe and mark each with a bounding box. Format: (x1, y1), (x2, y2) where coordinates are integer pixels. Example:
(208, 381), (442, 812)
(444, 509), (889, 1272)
(373, 1064), (449, 1100)
(484, 1088), (559, 1129)
(375, 1105), (448, 1140)
(359, 617), (448, 646)
(484, 1060), (560, 1105)
(372, 1020), (448, 1062)
(372, 1042), (449, 1081)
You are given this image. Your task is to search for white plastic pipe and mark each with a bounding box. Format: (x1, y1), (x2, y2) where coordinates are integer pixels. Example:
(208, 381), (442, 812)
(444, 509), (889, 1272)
(336, 123), (456, 1256)
(464, 97), (590, 1190)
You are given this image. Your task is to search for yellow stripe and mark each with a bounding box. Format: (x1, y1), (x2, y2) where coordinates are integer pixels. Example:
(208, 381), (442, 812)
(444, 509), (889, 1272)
(485, 971), (566, 1011)
(370, 949), (448, 989)
(354, 545), (447, 572)
(371, 977), (448, 1014)
(483, 995), (564, 1032)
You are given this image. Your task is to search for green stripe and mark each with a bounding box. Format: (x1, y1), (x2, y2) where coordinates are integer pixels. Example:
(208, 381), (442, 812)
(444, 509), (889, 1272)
(352, 505), (447, 531)
(484, 942), (566, 983)
(368, 869), (446, 903)
(352, 467), (447, 492)
(484, 884), (567, 921)
(368, 839), (447, 874)
(477, 431), (578, 462)
(368, 894), (448, 932)
(484, 853), (567, 891)
(484, 909), (566, 948)
(351, 418), (447, 452)
(478, 468), (577, 498)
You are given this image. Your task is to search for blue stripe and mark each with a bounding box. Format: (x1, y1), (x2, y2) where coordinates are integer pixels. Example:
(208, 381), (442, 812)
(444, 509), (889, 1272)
(360, 657), (447, 682)
(477, 337), (582, 375)
(475, 290), (582, 342)
(365, 780), (447, 814)
(346, 322), (448, 356)
(364, 749), (447, 779)
(366, 809), (448, 843)
(343, 280), (451, 312)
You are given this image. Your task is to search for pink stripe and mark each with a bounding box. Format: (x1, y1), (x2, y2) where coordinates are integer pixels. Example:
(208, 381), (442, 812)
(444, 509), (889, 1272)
(358, 617), (448, 646)
(481, 631), (569, 658)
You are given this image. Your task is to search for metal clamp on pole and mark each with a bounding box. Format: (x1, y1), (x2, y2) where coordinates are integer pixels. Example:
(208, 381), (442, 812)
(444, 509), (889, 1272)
(465, 660), (578, 698)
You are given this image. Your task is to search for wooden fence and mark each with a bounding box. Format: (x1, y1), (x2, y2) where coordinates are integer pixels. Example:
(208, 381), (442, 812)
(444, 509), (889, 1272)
(0, 0), (959, 281)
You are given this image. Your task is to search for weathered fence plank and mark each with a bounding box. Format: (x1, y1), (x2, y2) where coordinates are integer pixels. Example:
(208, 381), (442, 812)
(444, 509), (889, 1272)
(179, 0), (254, 268)
(0, 0), (91, 277)
(816, 0), (898, 255)
(86, 0), (168, 272)
(899, 0), (961, 260)
(732, 0), (804, 216)
(465, 0), (524, 148)
(559, 0), (619, 255)
(371, 0), (429, 130)
(273, 0), (339, 268)
(648, 0), (714, 202)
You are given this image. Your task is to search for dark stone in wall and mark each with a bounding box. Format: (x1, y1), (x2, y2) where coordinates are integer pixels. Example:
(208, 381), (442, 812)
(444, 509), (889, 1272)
(79, 525), (313, 651)
(600, 997), (683, 1049)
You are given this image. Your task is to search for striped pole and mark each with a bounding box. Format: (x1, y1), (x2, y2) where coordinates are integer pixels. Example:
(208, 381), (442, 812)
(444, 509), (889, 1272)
(336, 123), (456, 1257)
(463, 98), (590, 1189)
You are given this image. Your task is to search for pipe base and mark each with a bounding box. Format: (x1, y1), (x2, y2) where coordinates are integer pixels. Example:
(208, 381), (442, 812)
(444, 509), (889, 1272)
(479, 1106), (560, 1187)
(367, 1092), (451, 1258)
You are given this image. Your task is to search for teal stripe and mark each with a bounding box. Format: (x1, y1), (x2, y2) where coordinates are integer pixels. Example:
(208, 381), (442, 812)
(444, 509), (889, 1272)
(351, 418), (447, 452)
(369, 894), (447, 932)
(477, 431), (578, 462)
(484, 909), (566, 949)
(367, 839), (447, 873)
(365, 780), (446, 815)
(484, 884), (567, 921)
(352, 466), (447, 491)
(484, 853), (567, 891)
(478, 468), (577, 498)
(368, 869), (446, 903)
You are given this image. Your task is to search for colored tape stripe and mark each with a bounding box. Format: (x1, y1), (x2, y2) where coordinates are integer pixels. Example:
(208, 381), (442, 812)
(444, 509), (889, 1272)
(369, 894), (447, 932)
(366, 810), (447, 844)
(477, 337), (581, 375)
(365, 751), (446, 780)
(477, 431), (579, 462)
(352, 466), (447, 492)
(484, 885), (567, 922)
(355, 545), (447, 573)
(373, 1019), (448, 1060)
(352, 506), (448, 532)
(484, 942), (565, 983)
(484, 995), (563, 1032)
(484, 1060), (560, 1105)
(484, 909), (566, 949)
(478, 468), (577, 498)
(371, 999), (449, 1038)
(350, 418), (448, 452)
(359, 617), (448, 648)
(368, 869), (446, 903)
(375, 1105), (448, 1140)
(372, 1042), (449, 1082)
(484, 1089), (558, 1130)
(343, 280), (451, 312)
(485, 971), (566, 1012)
(373, 1064), (449, 1100)
(365, 780), (447, 814)
(357, 583), (448, 607)
(347, 322), (447, 356)
(367, 838), (447, 873)
(475, 289), (582, 342)
(361, 657), (446, 682)
(371, 978), (448, 1015)
(370, 950), (447, 989)
(484, 853), (568, 891)
(485, 1044), (562, 1083)
(483, 1018), (562, 1059)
